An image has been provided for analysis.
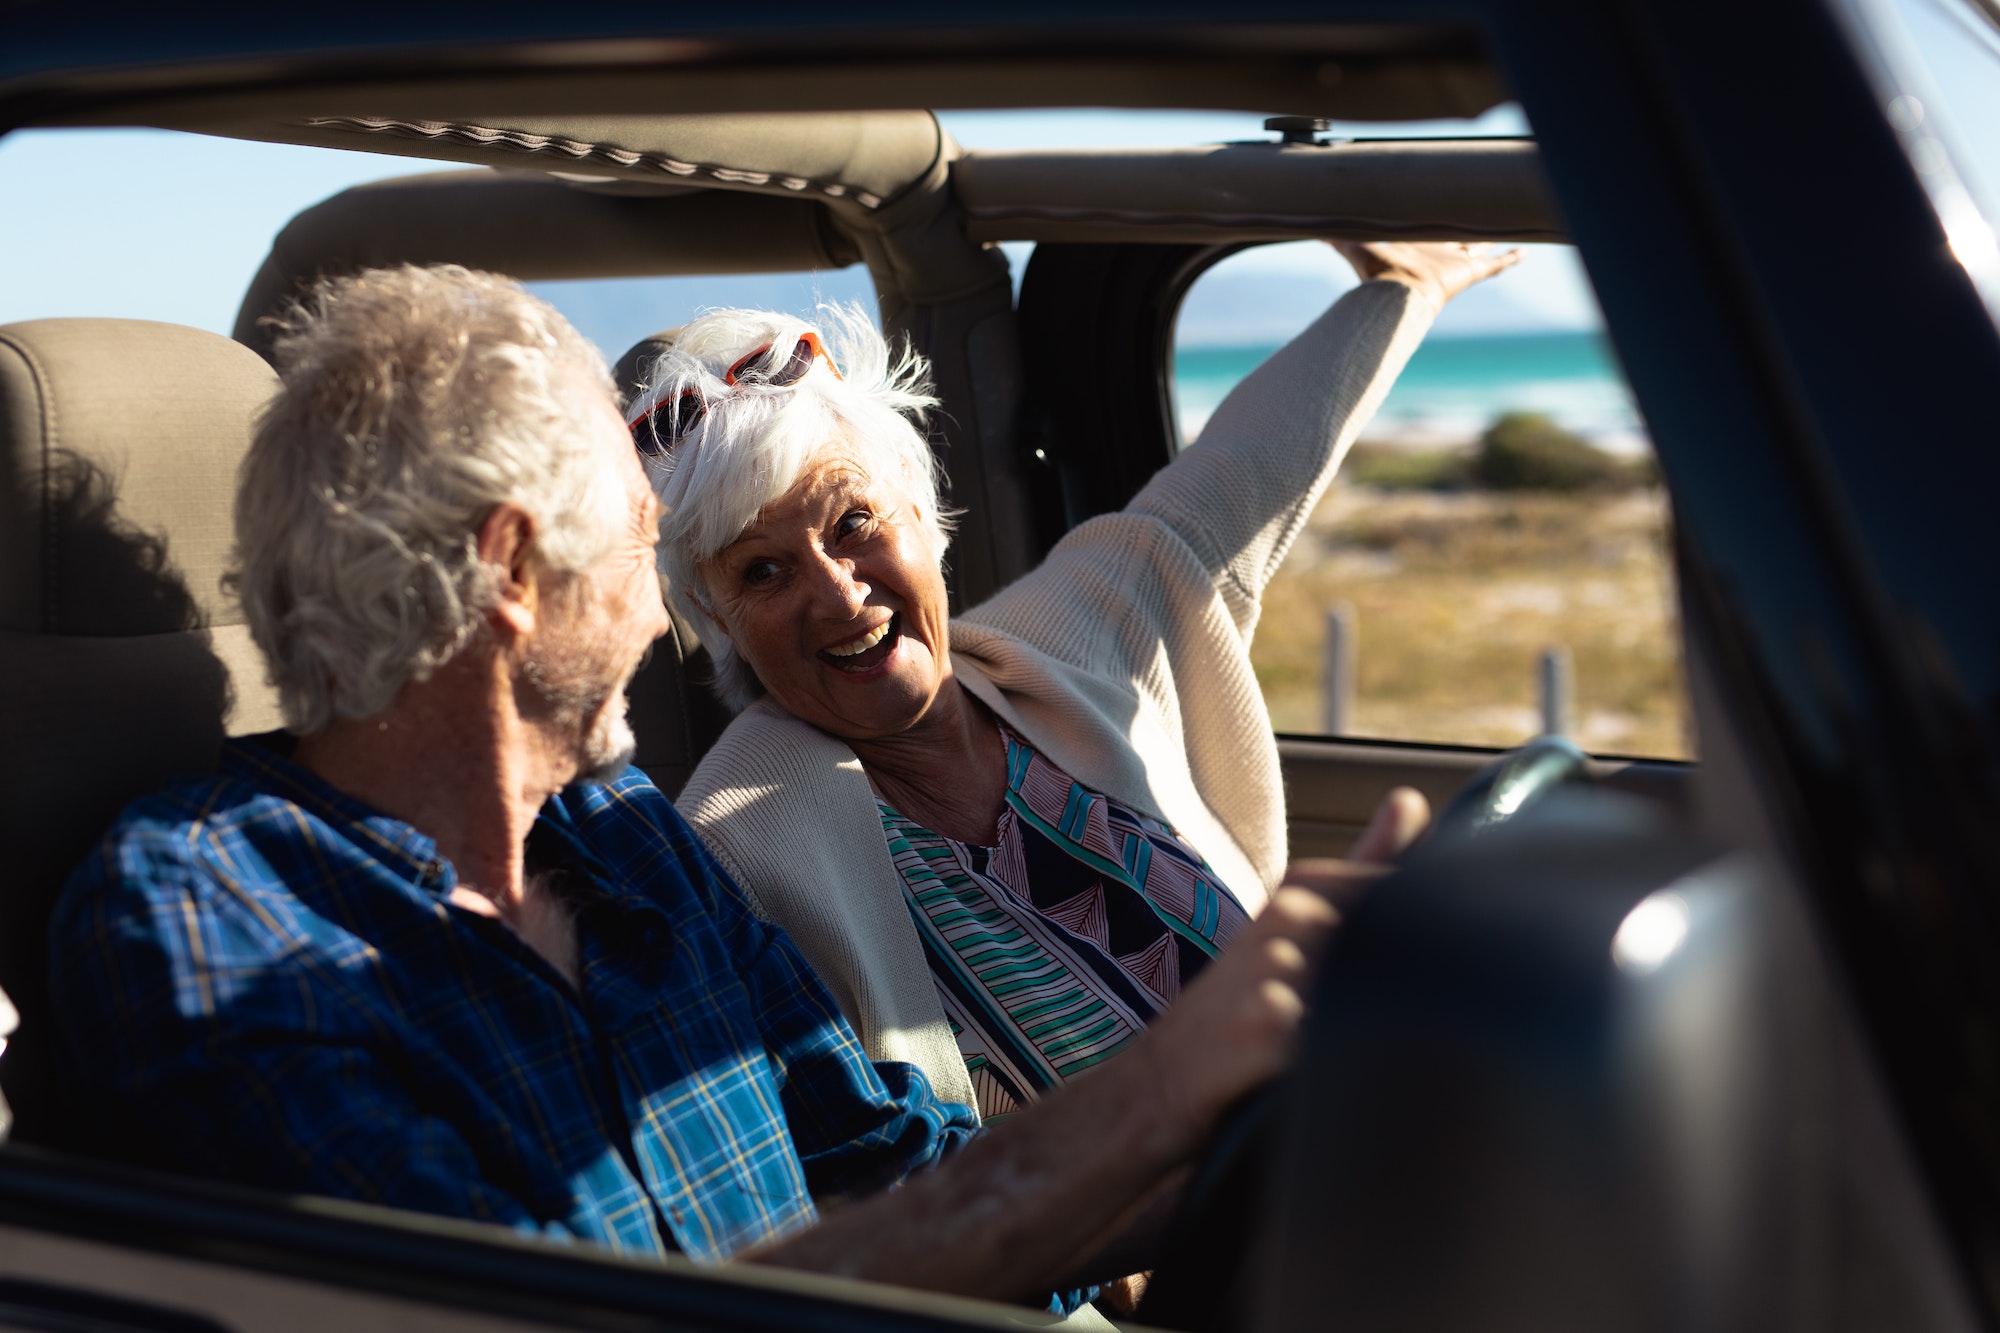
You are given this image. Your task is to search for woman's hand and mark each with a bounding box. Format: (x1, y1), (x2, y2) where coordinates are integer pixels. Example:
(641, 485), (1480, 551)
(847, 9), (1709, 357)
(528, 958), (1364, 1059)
(1330, 240), (1522, 316)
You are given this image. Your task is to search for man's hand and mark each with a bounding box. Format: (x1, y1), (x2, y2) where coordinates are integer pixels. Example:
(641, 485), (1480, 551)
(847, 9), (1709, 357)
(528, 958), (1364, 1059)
(1348, 783), (1431, 862)
(1281, 782), (1430, 900)
(751, 787), (1431, 1305)
(1134, 884), (1341, 1149)
(1140, 786), (1430, 1145)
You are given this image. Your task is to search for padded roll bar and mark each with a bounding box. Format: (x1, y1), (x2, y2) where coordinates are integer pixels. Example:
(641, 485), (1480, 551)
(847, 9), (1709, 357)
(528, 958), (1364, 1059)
(955, 138), (1560, 244)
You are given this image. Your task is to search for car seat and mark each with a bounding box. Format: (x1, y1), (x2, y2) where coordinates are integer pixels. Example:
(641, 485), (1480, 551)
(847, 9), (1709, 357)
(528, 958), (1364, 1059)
(0, 318), (285, 1147)
(614, 330), (735, 793)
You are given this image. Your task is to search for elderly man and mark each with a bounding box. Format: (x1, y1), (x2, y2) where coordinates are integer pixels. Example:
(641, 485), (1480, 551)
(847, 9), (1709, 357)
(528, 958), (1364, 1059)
(48, 265), (1345, 1307)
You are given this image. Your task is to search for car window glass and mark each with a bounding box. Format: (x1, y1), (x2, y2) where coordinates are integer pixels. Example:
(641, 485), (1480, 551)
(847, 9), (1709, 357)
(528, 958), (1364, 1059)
(1839, 0), (2000, 312)
(1886, 0), (2000, 222)
(1173, 241), (1693, 759)
(0, 128), (873, 361)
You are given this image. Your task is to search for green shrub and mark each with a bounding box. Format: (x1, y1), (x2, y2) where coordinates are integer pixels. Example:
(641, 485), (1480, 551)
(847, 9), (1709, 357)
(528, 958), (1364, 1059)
(1343, 442), (1471, 491)
(1472, 412), (1646, 492)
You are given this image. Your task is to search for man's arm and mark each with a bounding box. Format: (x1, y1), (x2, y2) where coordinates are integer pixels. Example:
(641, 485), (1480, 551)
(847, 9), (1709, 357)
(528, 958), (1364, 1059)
(743, 885), (1343, 1303)
(660, 794), (980, 1197)
(731, 909), (980, 1202)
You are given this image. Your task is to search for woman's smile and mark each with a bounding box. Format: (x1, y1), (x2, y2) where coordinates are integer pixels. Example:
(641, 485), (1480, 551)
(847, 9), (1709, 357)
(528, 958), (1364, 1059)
(821, 612), (899, 673)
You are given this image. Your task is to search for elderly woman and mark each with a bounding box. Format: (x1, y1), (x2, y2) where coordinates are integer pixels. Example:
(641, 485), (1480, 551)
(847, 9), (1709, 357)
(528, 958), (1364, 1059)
(638, 241), (1514, 1121)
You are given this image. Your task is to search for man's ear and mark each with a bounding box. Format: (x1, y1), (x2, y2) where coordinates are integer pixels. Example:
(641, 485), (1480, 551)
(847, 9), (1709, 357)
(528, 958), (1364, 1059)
(478, 503), (540, 642)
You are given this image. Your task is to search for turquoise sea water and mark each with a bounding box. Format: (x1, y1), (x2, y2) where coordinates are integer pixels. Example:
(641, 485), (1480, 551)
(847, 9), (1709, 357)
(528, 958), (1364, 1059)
(1175, 330), (1646, 452)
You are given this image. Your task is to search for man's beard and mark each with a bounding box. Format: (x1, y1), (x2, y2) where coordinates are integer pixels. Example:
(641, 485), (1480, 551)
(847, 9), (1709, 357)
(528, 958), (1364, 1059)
(568, 688), (636, 784)
(576, 698), (638, 785)
(521, 646), (638, 787)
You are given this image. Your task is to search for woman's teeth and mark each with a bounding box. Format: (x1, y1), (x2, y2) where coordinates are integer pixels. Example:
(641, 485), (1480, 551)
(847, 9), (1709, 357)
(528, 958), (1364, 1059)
(825, 621), (891, 658)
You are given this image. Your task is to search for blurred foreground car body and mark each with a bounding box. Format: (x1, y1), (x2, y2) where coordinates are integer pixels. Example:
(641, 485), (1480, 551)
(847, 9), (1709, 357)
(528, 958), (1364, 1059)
(2, 1), (1999, 1329)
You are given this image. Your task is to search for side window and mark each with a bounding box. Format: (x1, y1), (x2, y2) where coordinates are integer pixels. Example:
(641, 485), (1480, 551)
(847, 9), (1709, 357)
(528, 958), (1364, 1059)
(1174, 241), (1693, 759)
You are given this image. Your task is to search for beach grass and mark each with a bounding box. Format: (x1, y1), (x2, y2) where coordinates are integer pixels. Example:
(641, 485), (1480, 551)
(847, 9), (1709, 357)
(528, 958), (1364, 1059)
(1252, 479), (1695, 759)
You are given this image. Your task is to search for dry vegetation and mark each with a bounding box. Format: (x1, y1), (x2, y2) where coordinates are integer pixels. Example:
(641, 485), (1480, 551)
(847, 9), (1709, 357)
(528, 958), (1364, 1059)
(1253, 479), (1695, 759)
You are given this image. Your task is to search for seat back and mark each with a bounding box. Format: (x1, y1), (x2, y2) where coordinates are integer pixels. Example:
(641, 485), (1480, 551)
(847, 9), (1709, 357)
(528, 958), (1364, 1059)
(0, 319), (283, 1145)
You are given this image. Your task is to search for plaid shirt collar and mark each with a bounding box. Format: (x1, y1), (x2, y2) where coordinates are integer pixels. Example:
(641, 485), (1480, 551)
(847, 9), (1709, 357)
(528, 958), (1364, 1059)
(221, 733), (643, 918)
(221, 733), (452, 891)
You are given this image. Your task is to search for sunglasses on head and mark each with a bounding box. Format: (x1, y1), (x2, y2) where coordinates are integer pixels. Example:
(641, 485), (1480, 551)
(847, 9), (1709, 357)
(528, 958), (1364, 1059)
(627, 331), (842, 459)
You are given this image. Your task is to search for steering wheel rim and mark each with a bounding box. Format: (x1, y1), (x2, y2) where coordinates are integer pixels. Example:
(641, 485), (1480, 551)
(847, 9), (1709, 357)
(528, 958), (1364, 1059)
(1133, 736), (1595, 1332)
(1425, 735), (1594, 844)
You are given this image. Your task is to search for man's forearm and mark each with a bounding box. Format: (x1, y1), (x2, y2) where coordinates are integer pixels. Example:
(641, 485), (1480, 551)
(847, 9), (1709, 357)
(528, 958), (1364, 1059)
(746, 1037), (1198, 1303)
(750, 883), (1346, 1302)
(1050, 1163), (1188, 1293)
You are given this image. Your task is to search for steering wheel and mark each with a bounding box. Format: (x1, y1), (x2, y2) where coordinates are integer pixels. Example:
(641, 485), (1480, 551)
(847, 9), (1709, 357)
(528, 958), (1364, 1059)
(1132, 736), (1594, 1332)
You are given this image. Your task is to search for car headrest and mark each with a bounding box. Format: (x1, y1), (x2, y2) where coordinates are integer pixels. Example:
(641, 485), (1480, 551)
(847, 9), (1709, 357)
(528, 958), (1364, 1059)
(613, 328), (680, 411)
(610, 329), (733, 798)
(0, 317), (283, 1145)
(2, 320), (273, 643)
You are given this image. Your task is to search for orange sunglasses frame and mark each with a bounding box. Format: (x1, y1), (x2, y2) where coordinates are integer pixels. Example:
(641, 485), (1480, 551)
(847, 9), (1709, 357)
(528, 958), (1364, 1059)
(628, 331), (842, 458)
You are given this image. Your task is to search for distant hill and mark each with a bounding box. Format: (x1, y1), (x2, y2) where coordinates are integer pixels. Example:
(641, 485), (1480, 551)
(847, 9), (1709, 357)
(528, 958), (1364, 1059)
(1175, 248), (1601, 347)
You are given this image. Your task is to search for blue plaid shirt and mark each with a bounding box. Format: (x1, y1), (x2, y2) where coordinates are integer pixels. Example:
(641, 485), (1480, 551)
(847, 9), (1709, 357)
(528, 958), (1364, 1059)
(49, 736), (979, 1262)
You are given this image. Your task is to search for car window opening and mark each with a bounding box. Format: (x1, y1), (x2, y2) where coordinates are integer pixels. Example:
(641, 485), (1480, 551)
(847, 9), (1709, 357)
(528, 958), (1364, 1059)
(1173, 240), (1693, 760)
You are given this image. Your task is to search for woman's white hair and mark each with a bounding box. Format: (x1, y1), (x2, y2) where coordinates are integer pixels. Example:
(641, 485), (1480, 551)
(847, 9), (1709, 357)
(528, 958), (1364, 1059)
(230, 263), (628, 734)
(640, 302), (949, 709)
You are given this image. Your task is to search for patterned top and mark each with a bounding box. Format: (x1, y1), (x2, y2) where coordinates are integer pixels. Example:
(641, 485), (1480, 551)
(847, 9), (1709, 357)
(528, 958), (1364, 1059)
(51, 735), (978, 1264)
(879, 728), (1251, 1122)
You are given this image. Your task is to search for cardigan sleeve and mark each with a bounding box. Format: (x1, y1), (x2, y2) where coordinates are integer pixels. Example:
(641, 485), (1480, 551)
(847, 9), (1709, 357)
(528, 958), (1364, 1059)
(1127, 277), (1434, 638)
(952, 279), (1434, 895)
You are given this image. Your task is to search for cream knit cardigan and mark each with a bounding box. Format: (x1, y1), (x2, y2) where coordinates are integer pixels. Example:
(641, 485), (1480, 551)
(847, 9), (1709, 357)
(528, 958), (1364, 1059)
(677, 280), (1436, 1112)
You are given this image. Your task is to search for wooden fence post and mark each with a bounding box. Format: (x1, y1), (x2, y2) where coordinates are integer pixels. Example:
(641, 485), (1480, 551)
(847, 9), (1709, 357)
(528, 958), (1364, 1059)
(1538, 644), (1574, 738)
(1323, 603), (1356, 736)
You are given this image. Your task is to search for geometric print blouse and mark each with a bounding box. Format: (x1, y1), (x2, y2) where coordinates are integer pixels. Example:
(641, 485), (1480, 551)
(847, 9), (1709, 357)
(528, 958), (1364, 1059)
(877, 725), (1251, 1123)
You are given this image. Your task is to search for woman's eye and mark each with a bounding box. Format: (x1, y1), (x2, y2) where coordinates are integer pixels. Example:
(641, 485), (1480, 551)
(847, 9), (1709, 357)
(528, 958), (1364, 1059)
(740, 559), (782, 587)
(836, 510), (872, 540)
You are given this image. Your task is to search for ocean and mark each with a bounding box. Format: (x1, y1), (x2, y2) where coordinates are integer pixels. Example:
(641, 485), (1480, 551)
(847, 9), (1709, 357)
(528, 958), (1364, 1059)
(1175, 330), (1647, 453)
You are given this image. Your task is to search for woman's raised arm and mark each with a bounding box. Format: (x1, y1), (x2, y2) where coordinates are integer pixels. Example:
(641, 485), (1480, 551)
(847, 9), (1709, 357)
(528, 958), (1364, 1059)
(1128, 241), (1518, 635)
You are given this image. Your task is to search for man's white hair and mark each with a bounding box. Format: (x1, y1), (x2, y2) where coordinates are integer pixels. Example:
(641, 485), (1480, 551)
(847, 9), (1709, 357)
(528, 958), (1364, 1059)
(230, 264), (628, 734)
(640, 303), (949, 709)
